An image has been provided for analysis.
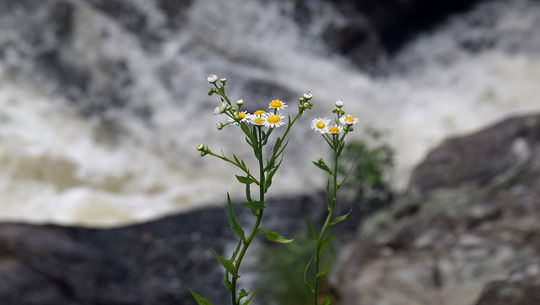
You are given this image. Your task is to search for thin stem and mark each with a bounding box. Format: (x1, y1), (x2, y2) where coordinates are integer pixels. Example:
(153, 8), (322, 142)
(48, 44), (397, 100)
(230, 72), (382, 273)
(313, 141), (340, 305)
(230, 127), (266, 305)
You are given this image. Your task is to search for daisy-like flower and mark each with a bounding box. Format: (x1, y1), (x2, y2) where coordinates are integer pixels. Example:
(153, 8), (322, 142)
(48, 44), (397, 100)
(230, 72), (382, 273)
(229, 111), (249, 125)
(339, 115), (359, 126)
(326, 125), (343, 134)
(268, 99), (288, 110)
(335, 99), (344, 107)
(207, 74), (218, 83)
(213, 102), (227, 115)
(311, 117), (330, 133)
(249, 110), (267, 125)
(264, 113), (285, 128)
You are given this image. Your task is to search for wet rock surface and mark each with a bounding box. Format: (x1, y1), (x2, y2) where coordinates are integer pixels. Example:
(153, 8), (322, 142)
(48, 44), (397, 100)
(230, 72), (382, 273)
(331, 114), (540, 305)
(0, 194), (359, 305)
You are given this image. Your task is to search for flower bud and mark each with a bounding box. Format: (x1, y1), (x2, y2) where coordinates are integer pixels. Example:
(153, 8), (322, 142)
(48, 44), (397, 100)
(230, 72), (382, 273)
(197, 144), (209, 156)
(208, 88), (215, 96)
(236, 99), (244, 106)
(335, 99), (344, 107)
(220, 78), (227, 84)
(207, 74), (218, 83)
(303, 102), (311, 109)
(303, 92), (313, 100)
(216, 122), (224, 130)
(299, 97), (306, 103)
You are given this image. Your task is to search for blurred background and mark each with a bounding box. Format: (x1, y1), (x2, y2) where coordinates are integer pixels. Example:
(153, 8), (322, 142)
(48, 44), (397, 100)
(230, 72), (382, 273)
(0, 0), (539, 305)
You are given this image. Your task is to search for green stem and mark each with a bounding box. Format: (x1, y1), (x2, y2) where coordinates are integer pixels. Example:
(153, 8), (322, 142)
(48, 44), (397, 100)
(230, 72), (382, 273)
(313, 140), (339, 305)
(230, 127), (266, 305)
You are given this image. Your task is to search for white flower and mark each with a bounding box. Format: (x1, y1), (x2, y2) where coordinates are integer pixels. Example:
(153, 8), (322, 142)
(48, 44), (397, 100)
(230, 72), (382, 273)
(268, 99), (288, 110)
(339, 115), (359, 126)
(311, 117), (330, 133)
(213, 102), (227, 114)
(207, 74), (218, 83)
(236, 99), (244, 106)
(335, 99), (344, 107)
(326, 125), (343, 134)
(249, 110), (267, 125)
(264, 113), (285, 128)
(229, 111), (249, 125)
(303, 92), (313, 99)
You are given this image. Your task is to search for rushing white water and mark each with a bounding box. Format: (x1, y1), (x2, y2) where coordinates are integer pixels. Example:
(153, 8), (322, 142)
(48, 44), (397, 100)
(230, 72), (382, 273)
(0, 0), (539, 226)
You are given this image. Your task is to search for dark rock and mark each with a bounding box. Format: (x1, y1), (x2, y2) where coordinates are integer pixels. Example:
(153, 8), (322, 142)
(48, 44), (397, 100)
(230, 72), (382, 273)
(0, 194), (360, 305)
(276, 0), (489, 67)
(331, 114), (540, 305)
(475, 280), (540, 305)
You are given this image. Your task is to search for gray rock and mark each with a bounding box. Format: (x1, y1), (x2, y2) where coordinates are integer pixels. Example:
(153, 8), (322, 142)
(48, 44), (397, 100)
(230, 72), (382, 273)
(331, 114), (540, 305)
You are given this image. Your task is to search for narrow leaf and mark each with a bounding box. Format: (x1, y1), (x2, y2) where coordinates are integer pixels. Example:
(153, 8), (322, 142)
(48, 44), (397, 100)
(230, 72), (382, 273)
(238, 289), (249, 299)
(330, 210), (352, 226)
(312, 160), (333, 175)
(189, 289), (214, 305)
(319, 233), (333, 255)
(241, 289), (257, 305)
(261, 229), (294, 243)
(236, 175), (254, 185)
(304, 214), (317, 240)
(211, 250), (239, 278)
(316, 266), (328, 279)
(224, 274), (232, 292)
(304, 256), (315, 293)
(227, 193), (245, 242)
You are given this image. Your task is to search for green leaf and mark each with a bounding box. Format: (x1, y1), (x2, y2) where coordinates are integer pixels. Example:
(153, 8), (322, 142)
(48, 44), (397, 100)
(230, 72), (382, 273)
(241, 201), (265, 210)
(236, 175), (255, 185)
(241, 289), (257, 305)
(316, 266), (328, 279)
(304, 256), (315, 293)
(330, 210), (352, 226)
(227, 193), (246, 242)
(319, 233), (333, 255)
(211, 250), (239, 278)
(312, 160), (332, 175)
(260, 229), (294, 243)
(238, 289), (249, 300)
(304, 214), (317, 240)
(224, 274), (232, 292)
(189, 289), (214, 305)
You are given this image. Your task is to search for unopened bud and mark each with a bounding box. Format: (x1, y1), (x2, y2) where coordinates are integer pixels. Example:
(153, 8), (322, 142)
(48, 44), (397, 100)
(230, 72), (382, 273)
(236, 99), (244, 106)
(207, 74), (218, 83)
(335, 99), (344, 107)
(208, 88), (215, 96)
(303, 92), (313, 100)
(220, 78), (227, 84)
(303, 102), (311, 109)
(216, 122), (224, 130)
(299, 97), (306, 103)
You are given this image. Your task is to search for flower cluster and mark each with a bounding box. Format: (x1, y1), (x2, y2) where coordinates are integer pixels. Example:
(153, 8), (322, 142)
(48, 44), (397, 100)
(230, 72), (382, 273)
(207, 75), (313, 131)
(193, 75), (313, 305)
(311, 99), (358, 135)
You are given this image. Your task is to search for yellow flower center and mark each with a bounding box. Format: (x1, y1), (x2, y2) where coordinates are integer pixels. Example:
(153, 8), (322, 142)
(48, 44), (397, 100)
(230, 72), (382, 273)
(253, 117), (264, 125)
(316, 121), (326, 129)
(328, 126), (340, 133)
(267, 114), (281, 124)
(254, 110), (266, 115)
(237, 112), (246, 119)
(344, 115), (355, 123)
(269, 99), (283, 108)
